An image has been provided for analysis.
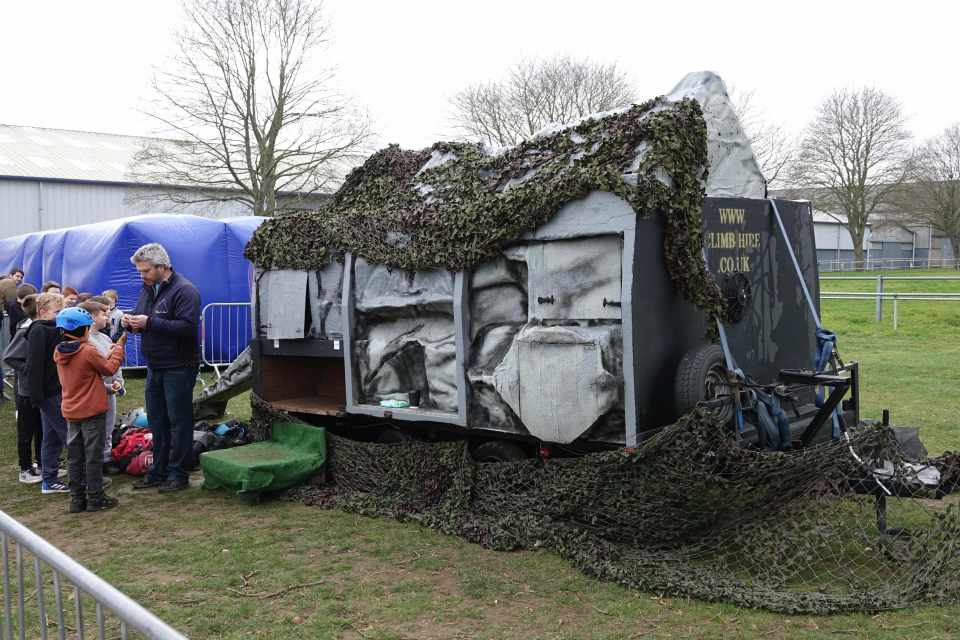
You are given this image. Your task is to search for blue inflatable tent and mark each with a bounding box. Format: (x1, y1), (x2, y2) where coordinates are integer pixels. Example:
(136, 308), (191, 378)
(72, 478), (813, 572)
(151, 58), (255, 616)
(0, 215), (265, 367)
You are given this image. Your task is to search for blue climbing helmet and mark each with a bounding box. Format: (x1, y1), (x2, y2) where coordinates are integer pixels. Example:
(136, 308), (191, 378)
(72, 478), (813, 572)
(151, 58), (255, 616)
(56, 307), (93, 333)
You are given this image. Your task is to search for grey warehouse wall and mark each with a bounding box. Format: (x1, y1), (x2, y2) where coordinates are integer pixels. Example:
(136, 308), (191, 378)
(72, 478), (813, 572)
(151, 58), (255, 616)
(0, 179), (254, 239)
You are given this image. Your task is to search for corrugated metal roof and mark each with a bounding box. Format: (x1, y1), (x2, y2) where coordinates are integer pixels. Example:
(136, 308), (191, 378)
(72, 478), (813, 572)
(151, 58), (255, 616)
(0, 124), (159, 184)
(812, 209), (849, 224)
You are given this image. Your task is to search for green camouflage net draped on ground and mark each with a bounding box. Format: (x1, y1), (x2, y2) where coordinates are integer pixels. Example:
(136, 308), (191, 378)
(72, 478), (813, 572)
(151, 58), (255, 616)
(248, 394), (960, 615)
(245, 97), (728, 322)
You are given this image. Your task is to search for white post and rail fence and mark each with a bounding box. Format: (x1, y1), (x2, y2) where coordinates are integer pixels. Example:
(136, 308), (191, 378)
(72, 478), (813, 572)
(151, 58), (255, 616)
(821, 275), (960, 331)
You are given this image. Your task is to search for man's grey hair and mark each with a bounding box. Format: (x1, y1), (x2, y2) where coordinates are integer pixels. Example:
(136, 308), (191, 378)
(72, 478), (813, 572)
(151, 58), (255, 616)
(130, 243), (171, 268)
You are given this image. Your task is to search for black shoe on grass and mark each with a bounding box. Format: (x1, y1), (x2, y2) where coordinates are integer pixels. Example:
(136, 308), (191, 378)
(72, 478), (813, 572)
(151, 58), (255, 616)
(69, 499), (87, 514)
(86, 496), (118, 512)
(158, 479), (189, 493)
(132, 477), (162, 490)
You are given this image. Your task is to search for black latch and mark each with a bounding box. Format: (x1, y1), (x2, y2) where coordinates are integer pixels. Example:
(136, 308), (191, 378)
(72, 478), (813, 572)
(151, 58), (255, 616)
(537, 295), (555, 305)
(602, 298), (621, 308)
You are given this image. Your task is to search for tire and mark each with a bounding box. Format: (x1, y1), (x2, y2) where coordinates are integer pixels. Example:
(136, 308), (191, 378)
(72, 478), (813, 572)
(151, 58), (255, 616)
(674, 343), (733, 422)
(472, 440), (528, 463)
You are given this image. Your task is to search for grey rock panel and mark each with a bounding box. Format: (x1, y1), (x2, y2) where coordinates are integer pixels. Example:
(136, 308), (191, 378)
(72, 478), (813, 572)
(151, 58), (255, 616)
(307, 259), (344, 338)
(526, 235), (623, 321)
(356, 314), (458, 413)
(666, 71), (766, 199)
(524, 191), (637, 240)
(354, 259), (454, 312)
(258, 269), (307, 340)
(493, 325), (620, 444)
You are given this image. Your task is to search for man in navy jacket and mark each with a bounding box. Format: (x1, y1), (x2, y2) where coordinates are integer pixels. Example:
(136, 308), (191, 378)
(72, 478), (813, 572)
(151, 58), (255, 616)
(122, 243), (201, 492)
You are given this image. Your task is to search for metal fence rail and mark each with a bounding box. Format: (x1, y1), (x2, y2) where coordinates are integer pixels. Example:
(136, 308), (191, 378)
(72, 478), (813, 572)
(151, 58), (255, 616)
(0, 509), (187, 640)
(821, 275), (960, 321)
(200, 303), (253, 379)
(819, 257), (959, 272)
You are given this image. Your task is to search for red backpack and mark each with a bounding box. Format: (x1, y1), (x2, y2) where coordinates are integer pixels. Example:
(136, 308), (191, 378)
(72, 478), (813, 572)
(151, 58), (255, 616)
(111, 428), (153, 471)
(126, 450), (154, 476)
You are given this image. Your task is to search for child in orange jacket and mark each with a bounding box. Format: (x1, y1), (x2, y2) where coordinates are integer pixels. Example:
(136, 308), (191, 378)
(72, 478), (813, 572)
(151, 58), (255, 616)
(53, 307), (126, 513)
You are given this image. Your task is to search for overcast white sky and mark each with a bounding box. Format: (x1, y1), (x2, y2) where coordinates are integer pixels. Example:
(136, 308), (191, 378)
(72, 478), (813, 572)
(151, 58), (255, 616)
(1, 0), (956, 149)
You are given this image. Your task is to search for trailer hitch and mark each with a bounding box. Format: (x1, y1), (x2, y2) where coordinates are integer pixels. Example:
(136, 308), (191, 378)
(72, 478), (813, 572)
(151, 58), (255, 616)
(779, 368), (852, 447)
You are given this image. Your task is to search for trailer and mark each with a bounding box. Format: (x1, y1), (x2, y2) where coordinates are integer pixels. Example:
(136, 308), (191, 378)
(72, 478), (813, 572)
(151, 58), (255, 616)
(245, 71), (858, 456)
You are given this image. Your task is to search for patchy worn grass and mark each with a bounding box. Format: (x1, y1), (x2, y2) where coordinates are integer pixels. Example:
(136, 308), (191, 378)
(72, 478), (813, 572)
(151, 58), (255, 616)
(0, 270), (959, 638)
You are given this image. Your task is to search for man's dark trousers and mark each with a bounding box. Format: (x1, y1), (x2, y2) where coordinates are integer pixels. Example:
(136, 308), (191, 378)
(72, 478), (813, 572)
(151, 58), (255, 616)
(144, 366), (198, 484)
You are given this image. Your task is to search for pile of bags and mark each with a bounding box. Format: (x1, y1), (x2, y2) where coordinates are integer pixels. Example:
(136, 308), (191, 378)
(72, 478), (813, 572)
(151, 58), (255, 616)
(110, 409), (252, 476)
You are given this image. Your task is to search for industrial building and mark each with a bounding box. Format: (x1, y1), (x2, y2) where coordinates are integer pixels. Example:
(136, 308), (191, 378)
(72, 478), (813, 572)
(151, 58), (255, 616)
(812, 209), (955, 270)
(0, 124), (255, 239)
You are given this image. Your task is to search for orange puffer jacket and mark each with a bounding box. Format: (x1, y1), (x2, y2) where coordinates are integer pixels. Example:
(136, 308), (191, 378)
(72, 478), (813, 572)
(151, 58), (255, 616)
(53, 338), (124, 421)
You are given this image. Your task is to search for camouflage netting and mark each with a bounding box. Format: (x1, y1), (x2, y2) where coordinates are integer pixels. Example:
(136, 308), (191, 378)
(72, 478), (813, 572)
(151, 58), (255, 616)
(250, 396), (960, 615)
(245, 97), (728, 322)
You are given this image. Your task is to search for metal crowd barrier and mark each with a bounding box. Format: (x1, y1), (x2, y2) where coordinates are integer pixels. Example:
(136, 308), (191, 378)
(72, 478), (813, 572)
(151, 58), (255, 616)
(118, 304), (252, 375)
(0, 510), (187, 640)
(200, 303), (253, 379)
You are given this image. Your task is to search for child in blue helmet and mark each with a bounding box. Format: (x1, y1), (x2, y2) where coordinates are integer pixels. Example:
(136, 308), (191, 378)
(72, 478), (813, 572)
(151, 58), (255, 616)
(53, 307), (126, 513)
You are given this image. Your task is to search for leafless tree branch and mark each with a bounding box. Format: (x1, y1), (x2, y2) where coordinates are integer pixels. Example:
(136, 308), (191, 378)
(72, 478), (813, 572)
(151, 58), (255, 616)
(448, 55), (635, 147)
(130, 0), (373, 216)
(728, 86), (798, 189)
(791, 86), (912, 268)
(890, 124), (960, 266)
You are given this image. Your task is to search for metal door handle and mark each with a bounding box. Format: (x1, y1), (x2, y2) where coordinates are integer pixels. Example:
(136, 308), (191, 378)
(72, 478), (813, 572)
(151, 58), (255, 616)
(537, 295), (555, 305)
(602, 298), (621, 308)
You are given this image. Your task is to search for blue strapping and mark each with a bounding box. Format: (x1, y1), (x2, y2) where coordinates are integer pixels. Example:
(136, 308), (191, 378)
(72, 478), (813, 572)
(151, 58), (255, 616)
(813, 328), (843, 439)
(754, 389), (792, 451)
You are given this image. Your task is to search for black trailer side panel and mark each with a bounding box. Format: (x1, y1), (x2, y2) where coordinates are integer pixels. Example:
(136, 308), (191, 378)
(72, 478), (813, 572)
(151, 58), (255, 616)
(701, 197), (820, 385)
(631, 198), (821, 431)
(630, 215), (707, 429)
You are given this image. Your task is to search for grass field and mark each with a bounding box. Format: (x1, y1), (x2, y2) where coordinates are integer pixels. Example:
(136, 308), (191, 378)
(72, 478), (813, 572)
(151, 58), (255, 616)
(0, 269), (959, 638)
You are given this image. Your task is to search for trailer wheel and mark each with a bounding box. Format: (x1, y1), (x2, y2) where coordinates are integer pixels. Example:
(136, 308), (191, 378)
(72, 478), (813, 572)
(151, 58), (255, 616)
(675, 343), (734, 423)
(472, 440), (527, 463)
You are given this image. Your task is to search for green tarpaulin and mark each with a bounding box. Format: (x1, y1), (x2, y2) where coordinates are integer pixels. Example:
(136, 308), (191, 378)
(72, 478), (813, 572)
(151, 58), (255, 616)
(201, 421), (325, 499)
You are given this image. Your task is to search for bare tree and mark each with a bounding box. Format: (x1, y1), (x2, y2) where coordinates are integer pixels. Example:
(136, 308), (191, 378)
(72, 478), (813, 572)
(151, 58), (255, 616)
(449, 56), (635, 147)
(729, 87), (797, 189)
(894, 125), (960, 267)
(792, 87), (912, 267)
(131, 0), (371, 216)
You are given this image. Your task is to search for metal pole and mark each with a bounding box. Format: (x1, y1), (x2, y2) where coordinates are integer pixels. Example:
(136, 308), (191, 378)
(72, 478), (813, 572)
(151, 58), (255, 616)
(33, 558), (46, 640)
(51, 572), (64, 640)
(16, 545), (24, 640)
(875, 275), (884, 322)
(74, 587), (84, 640)
(2, 534), (12, 640)
(893, 296), (899, 332)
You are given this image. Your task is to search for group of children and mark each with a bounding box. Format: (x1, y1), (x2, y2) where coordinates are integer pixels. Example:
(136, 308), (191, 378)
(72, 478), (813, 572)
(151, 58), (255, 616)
(3, 285), (128, 513)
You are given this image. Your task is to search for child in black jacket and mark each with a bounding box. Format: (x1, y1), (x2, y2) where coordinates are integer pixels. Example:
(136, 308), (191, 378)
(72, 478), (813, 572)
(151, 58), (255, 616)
(25, 292), (69, 493)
